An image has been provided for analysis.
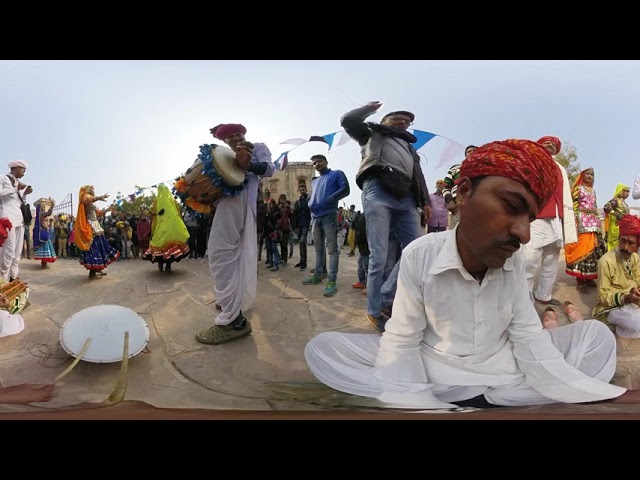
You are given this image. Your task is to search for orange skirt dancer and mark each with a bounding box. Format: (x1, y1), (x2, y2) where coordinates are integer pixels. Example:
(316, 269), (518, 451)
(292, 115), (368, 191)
(564, 168), (605, 286)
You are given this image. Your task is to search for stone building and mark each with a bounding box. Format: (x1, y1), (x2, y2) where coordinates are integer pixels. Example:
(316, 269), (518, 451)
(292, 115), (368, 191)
(264, 161), (316, 203)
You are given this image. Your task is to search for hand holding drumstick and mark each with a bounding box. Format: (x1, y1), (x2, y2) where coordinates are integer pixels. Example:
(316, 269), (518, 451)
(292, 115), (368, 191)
(234, 141), (254, 171)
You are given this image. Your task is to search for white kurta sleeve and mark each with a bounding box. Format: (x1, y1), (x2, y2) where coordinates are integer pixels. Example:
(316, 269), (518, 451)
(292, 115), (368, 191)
(373, 250), (457, 409)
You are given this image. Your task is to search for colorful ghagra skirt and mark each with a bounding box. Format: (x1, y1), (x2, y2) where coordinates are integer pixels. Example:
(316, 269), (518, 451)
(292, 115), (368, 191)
(34, 240), (57, 263)
(79, 234), (120, 271)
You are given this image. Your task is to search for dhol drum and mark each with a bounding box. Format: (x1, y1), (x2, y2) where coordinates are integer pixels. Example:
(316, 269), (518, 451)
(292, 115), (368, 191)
(180, 144), (248, 205)
(59, 305), (150, 363)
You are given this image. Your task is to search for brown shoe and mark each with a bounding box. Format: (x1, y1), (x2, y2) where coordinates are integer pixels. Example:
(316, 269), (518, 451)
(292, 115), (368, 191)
(195, 320), (252, 345)
(366, 314), (386, 333)
(360, 287), (367, 296)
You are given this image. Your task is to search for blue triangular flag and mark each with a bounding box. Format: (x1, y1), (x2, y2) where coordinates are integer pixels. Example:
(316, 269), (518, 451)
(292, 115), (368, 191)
(411, 129), (437, 151)
(322, 132), (338, 150)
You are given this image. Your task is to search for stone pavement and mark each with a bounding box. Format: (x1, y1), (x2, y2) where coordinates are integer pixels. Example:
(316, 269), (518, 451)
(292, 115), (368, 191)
(1, 248), (639, 419)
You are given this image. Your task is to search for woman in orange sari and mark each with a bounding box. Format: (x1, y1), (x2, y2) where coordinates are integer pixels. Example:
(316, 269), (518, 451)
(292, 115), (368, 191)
(75, 185), (120, 279)
(564, 168), (606, 287)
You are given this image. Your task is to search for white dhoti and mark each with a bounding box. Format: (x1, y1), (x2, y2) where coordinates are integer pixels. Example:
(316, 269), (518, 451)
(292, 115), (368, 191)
(522, 217), (563, 302)
(304, 320), (618, 408)
(208, 189), (257, 326)
(608, 304), (640, 338)
(0, 225), (25, 281)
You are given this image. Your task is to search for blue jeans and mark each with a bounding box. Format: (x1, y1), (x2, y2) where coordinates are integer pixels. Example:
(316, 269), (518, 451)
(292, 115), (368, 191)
(362, 177), (423, 317)
(266, 237), (279, 267)
(312, 213), (339, 282)
(357, 254), (369, 284)
(381, 260), (399, 308)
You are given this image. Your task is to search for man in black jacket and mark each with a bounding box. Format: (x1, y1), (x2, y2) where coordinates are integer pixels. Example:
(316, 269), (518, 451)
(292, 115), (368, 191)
(341, 102), (431, 331)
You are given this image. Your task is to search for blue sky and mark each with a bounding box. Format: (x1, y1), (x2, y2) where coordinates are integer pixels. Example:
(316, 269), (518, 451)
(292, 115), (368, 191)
(1, 60), (638, 213)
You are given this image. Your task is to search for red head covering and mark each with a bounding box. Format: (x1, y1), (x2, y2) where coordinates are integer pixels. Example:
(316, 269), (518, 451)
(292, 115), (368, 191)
(537, 136), (562, 154)
(460, 139), (559, 208)
(0, 218), (13, 248)
(210, 124), (247, 141)
(618, 214), (640, 237)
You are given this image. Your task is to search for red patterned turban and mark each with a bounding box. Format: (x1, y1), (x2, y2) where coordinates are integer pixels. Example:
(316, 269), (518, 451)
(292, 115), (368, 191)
(537, 136), (562, 154)
(619, 214), (640, 237)
(210, 123), (247, 141)
(460, 139), (559, 208)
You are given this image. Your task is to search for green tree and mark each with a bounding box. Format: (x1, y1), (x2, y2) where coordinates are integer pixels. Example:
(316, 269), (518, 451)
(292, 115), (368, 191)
(108, 185), (161, 216)
(554, 143), (581, 184)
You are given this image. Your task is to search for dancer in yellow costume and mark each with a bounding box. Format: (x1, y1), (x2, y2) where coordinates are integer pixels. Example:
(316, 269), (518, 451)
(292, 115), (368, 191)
(603, 183), (631, 252)
(143, 184), (190, 272)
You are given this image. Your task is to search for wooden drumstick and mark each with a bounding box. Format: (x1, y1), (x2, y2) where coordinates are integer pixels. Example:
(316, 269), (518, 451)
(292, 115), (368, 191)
(54, 337), (92, 382)
(105, 331), (130, 405)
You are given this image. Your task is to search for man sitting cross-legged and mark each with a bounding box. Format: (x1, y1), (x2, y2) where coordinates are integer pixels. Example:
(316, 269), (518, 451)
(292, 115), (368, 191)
(304, 139), (628, 409)
(593, 214), (640, 338)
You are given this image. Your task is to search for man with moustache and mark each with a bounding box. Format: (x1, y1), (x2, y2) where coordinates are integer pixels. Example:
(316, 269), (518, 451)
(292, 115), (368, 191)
(340, 102), (431, 331)
(304, 139), (627, 409)
(593, 214), (640, 338)
(195, 123), (275, 345)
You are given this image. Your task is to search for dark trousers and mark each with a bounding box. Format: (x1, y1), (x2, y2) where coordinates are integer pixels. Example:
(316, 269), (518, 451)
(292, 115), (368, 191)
(279, 231), (289, 263)
(298, 226), (309, 266)
(187, 226), (198, 257)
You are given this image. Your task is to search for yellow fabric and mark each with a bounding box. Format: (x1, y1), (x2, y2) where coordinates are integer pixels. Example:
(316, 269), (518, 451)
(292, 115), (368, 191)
(348, 228), (356, 251)
(75, 185), (95, 252)
(150, 184), (189, 249)
(593, 250), (640, 321)
(605, 183), (630, 251)
(116, 221), (133, 240)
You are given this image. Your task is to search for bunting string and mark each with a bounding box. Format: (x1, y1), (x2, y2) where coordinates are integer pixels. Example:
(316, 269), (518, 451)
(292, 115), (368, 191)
(275, 128), (465, 171)
(110, 177), (176, 207)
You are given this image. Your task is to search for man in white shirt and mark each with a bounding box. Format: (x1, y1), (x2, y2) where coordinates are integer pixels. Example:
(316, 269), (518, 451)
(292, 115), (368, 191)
(522, 136), (577, 306)
(304, 139), (627, 409)
(0, 161), (33, 282)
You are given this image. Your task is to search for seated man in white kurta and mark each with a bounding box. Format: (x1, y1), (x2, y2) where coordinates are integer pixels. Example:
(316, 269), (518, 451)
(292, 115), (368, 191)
(305, 139), (627, 409)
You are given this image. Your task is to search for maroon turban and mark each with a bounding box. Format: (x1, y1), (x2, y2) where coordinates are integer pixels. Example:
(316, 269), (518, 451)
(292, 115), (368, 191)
(459, 139), (559, 208)
(619, 214), (640, 237)
(210, 123), (247, 141)
(537, 136), (562, 154)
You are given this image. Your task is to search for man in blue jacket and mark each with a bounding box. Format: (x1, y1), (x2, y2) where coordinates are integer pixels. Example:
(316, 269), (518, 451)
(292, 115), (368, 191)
(302, 154), (350, 297)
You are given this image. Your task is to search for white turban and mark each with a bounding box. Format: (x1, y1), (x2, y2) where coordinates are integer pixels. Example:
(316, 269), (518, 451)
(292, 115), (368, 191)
(8, 160), (28, 169)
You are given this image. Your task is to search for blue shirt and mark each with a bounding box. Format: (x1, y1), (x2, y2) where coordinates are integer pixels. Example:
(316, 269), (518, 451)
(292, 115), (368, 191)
(308, 168), (350, 219)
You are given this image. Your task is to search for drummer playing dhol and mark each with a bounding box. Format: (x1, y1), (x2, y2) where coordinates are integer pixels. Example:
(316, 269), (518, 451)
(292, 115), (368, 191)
(195, 123), (276, 345)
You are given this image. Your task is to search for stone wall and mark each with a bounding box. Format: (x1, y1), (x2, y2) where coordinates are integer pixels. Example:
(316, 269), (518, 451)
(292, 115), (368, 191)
(264, 162), (316, 203)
